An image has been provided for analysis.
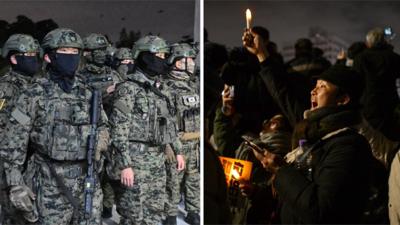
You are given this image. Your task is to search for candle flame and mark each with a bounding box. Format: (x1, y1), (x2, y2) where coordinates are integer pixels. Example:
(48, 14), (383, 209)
(231, 169), (240, 180)
(246, 9), (252, 21)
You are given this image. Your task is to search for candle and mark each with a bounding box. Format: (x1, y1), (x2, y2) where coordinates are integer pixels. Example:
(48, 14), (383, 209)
(246, 9), (252, 30)
(231, 169), (241, 180)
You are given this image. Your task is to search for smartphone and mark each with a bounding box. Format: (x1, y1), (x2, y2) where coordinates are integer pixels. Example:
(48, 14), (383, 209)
(228, 85), (235, 98)
(242, 136), (264, 154)
(384, 26), (396, 40)
(384, 27), (392, 36)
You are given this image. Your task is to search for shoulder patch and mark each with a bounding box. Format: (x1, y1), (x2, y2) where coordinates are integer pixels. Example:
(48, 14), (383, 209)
(0, 99), (6, 111)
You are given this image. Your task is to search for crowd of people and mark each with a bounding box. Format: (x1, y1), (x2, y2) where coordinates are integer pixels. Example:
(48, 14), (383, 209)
(204, 26), (400, 224)
(0, 28), (200, 225)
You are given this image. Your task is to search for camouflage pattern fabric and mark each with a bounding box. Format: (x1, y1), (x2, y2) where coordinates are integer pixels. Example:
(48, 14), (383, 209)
(164, 78), (200, 215)
(178, 140), (200, 213)
(1, 34), (39, 58)
(0, 75), (108, 225)
(109, 69), (180, 224)
(30, 155), (103, 225)
(41, 28), (83, 51)
(83, 33), (109, 50)
(79, 44), (123, 213)
(114, 147), (166, 225)
(0, 70), (32, 225)
(164, 148), (181, 217)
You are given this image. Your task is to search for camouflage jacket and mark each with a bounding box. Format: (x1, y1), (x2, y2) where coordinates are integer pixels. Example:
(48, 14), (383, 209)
(109, 69), (179, 169)
(0, 70), (32, 133)
(0, 75), (109, 187)
(164, 78), (200, 142)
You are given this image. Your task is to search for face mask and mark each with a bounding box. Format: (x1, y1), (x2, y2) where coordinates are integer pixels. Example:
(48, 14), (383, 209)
(91, 49), (107, 66)
(126, 63), (135, 73)
(49, 52), (80, 79)
(116, 63), (134, 75)
(184, 58), (196, 75)
(137, 52), (171, 77)
(13, 55), (40, 76)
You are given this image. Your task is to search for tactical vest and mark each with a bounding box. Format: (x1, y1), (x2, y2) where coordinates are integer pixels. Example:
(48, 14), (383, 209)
(115, 72), (177, 145)
(30, 78), (93, 161)
(0, 72), (30, 130)
(169, 80), (200, 133)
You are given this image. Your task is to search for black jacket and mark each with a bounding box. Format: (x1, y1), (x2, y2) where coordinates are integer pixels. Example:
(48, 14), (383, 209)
(259, 58), (310, 127)
(275, 127), (373, 224)
(258, 58), (377, 224)
(213, 48), (281, 156)
(353, 44), (400, 141)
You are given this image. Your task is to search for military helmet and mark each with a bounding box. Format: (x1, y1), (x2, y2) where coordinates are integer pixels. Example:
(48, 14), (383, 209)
(83, 33), (109, 50)
(2, 34), (40, 58)
(114, 47), (133, 60)
(41, 28), (83, 51)
(168, 43), (197, 65)
(132, 35), (169, 59)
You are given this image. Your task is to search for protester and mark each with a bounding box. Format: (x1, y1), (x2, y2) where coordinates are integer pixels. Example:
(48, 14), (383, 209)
(242, 29), (382, 224)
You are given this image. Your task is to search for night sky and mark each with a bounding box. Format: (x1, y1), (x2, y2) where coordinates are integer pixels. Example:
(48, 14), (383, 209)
(0, 0), (197, 44)
(205, 1), (400, 53)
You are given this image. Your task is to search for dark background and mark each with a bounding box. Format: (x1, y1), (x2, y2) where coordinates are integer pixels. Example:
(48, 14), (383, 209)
(0, 0), (196, 45)
(0, 0), (198, 71)
(205, 0), (400, 52)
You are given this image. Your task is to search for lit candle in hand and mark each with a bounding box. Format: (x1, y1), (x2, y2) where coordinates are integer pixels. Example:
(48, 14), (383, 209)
(246, 9), (252, 30)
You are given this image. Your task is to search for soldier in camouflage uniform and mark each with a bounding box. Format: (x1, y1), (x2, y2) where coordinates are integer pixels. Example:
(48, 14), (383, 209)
(111, 47), (135, 81)
(0, 28), (109, 225)
(0, 34), (40, 225)
(78, 33), (123, 115)
(109, 35), (184, 225)
(77, 33), (122, 220)
(165, 43), (200, 225)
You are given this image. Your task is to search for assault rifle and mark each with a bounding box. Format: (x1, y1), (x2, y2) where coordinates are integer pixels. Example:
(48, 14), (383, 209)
(84, 89), (100, 220)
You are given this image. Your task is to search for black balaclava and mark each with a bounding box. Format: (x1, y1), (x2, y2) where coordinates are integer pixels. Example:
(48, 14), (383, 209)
(86, 49), (107, 67)
(136, 51), (171, 77)
(48, 52), (80, 93)
(104, 54), (113, 67)
(117, 63), (135, 75)
(12, 55), (40, 76)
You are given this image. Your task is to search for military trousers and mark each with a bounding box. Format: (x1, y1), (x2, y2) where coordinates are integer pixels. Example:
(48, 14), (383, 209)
(115, 144), (166, 225)
(175, 140), (200, 214)
(101, 164), (115, 210)
(164, 154), (180, 217)
(29, 155), (103, 225)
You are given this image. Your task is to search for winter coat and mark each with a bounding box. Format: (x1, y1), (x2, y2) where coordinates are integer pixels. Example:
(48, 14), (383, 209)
(275, 107), (375, 224)
(258, 58), (386, 224)
(353, 44), (400, 141)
